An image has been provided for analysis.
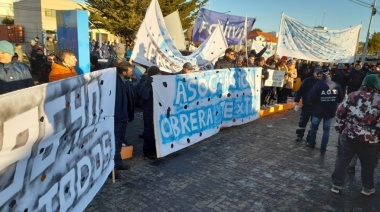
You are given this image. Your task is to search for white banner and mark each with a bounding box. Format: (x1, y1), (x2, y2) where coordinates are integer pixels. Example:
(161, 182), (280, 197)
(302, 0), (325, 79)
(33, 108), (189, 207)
(152, 68), (262, 157)
(130, 0), (226, 72)
(276, 13), (361, 63)
(0, 69), (116, 211)
(264, 69), (286, 87)
(164, 10), (187, 51)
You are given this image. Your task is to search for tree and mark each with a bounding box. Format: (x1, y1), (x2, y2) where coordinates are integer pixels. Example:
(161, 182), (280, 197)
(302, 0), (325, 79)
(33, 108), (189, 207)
(253, 28), (262, 32)
(368, 32), (380, 54)
(81, 0), (208, 43)
(1, 17), (14, 25)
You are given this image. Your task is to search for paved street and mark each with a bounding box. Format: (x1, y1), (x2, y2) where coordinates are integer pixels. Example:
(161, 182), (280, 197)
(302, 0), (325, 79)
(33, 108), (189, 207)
(86, 109), (380, 212)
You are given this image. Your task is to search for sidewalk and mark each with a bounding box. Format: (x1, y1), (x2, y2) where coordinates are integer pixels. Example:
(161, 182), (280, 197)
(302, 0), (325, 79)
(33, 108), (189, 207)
(85, 104), (380, 211)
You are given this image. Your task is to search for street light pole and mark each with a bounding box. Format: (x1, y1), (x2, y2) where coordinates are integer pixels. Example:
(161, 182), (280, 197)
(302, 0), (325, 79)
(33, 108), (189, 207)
(362, 0), (377, 64)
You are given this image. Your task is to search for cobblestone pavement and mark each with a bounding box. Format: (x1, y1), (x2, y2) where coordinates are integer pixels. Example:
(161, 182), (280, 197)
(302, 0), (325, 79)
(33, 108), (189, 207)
(86, 109), (380, 212)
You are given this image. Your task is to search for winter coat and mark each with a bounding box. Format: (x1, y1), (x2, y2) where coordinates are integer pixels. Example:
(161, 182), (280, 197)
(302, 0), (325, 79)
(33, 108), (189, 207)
(0, 61), (34, 94)
(308, 78), (344, 118)
(214, 56), (235, 69)
(335, 86), (380, 143)
(49, 62), (77, 82)
(294, 76), (320, 104)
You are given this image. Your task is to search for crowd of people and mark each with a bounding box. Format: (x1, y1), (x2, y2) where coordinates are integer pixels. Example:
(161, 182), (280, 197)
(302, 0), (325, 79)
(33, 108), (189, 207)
(1, 39), (380, 195)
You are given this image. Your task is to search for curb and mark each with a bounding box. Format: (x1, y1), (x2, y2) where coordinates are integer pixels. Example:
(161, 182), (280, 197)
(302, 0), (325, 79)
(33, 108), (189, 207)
(259, 101), (298, 117)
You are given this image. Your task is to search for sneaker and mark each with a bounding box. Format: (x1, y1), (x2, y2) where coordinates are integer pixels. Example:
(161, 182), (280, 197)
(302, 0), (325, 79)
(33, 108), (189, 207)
(346, 166), (355, 174)
(361, 187), (375, 196)
(331, 186), (342, 194)
(296, 137), (302, 142)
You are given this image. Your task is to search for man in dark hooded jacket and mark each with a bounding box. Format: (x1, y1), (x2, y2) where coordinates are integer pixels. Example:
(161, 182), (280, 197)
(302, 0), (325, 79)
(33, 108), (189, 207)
(136, 66), (161, 159)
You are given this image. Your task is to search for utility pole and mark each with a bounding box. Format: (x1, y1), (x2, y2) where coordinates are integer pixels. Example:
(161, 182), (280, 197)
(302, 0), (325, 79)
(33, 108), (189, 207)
(362, 0), (377, 64)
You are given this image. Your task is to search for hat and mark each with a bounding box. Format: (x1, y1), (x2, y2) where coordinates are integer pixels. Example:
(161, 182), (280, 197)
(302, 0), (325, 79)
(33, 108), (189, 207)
(37, 47), (44, 51)
(314, 67), (323, 73)
(0, 40), (15, 56)
(147, 66), (161, 76)
(236, 56), (244, 61)
(281, 56), (288, 61)
(362, 74), (380, 90)
(183, 62), (194, 70)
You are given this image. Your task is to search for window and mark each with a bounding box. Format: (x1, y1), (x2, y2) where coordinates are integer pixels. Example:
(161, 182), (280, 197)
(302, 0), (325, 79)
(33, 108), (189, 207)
(45, 9), (56, 17)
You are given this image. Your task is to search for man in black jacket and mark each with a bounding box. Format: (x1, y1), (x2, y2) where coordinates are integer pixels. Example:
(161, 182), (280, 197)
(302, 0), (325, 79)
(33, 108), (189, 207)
(214, 48), (236, 69)
(306, 69), (344, 153)
(293, 67), (323, 142)
(0, 40), (34, 95)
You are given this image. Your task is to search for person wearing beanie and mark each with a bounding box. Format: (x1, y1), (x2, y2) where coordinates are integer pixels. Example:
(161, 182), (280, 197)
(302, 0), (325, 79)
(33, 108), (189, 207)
(0, 40), (34, 94)
(49, 49), (78, 82)
(178, 62), (194, 74)
(136, 66), (161, 159)
(331, 74), (380, 196)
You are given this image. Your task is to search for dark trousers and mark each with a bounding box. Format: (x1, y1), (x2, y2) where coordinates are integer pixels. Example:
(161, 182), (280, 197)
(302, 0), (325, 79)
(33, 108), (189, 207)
(143, 122), (156, 156)
(261, 87), (273, 106)
(277, 87), (288, 103)
(296, 105), (312, 139)
(332, 134), (380, 189)
(114, 121), (127, 168)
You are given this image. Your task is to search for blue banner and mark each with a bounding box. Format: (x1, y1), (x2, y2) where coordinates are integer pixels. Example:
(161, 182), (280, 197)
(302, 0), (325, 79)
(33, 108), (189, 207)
(192, 8), (256, 45)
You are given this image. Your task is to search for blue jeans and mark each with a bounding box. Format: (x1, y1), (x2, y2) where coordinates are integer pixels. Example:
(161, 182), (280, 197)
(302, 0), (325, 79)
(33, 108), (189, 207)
(332, 134), (380, 189)
(308, 116), (332, 150)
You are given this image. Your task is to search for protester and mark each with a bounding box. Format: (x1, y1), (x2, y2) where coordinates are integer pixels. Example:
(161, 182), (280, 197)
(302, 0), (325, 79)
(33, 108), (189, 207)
(25, 39), (37, 64)
(285, 59), (297, 98)
(235, 56), (245, 68)
(53, 39), (58, 54)
(347, 63), (366, 94)
(90, 56), (103, 72)
(293, 66), (324, 141)
(49, 49), (77, 82)
(31, 47), (46, 76)
(257, 57), (271, 108)
(14, 43), (24, 62)
(331, 74), (380, 196)
(276, 59), (288, 104)
(214, 48), (236, 69)
(45, 37), (55, 55)
(306, 69), (344, 153)
(34, 37), (42, 48)
(247, 54), (255, 67)
(108, 43), (127, 67)
(179, 62), (194, 74)
(38, 53), (54, 84)
(136, 66), (161, 159)
(112, 62), (136, 178)
(90, 46), (101, 59)
(0, 40), (34, 95)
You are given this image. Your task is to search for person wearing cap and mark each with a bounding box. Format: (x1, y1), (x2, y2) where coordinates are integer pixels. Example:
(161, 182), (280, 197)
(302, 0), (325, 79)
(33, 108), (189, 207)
(293, 66), (324, 142)
(179, 62), (194, 74)
(0, 40), (34, 95)
(214, 48), (236, 69)
(331, 74), (380, 196)
(306, 69), (344, 153)
(49, 49), (77, 82)
(25, 39), (38, 63)
(136, 66), (161, 159)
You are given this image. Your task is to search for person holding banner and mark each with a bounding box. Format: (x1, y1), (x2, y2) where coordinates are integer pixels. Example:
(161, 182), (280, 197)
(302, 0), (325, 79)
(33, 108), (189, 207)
(136, 66), (162, 159)
(214, 48), (236, 69)
(179, 62), (194, 74)
(0, 40), (34, 95)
